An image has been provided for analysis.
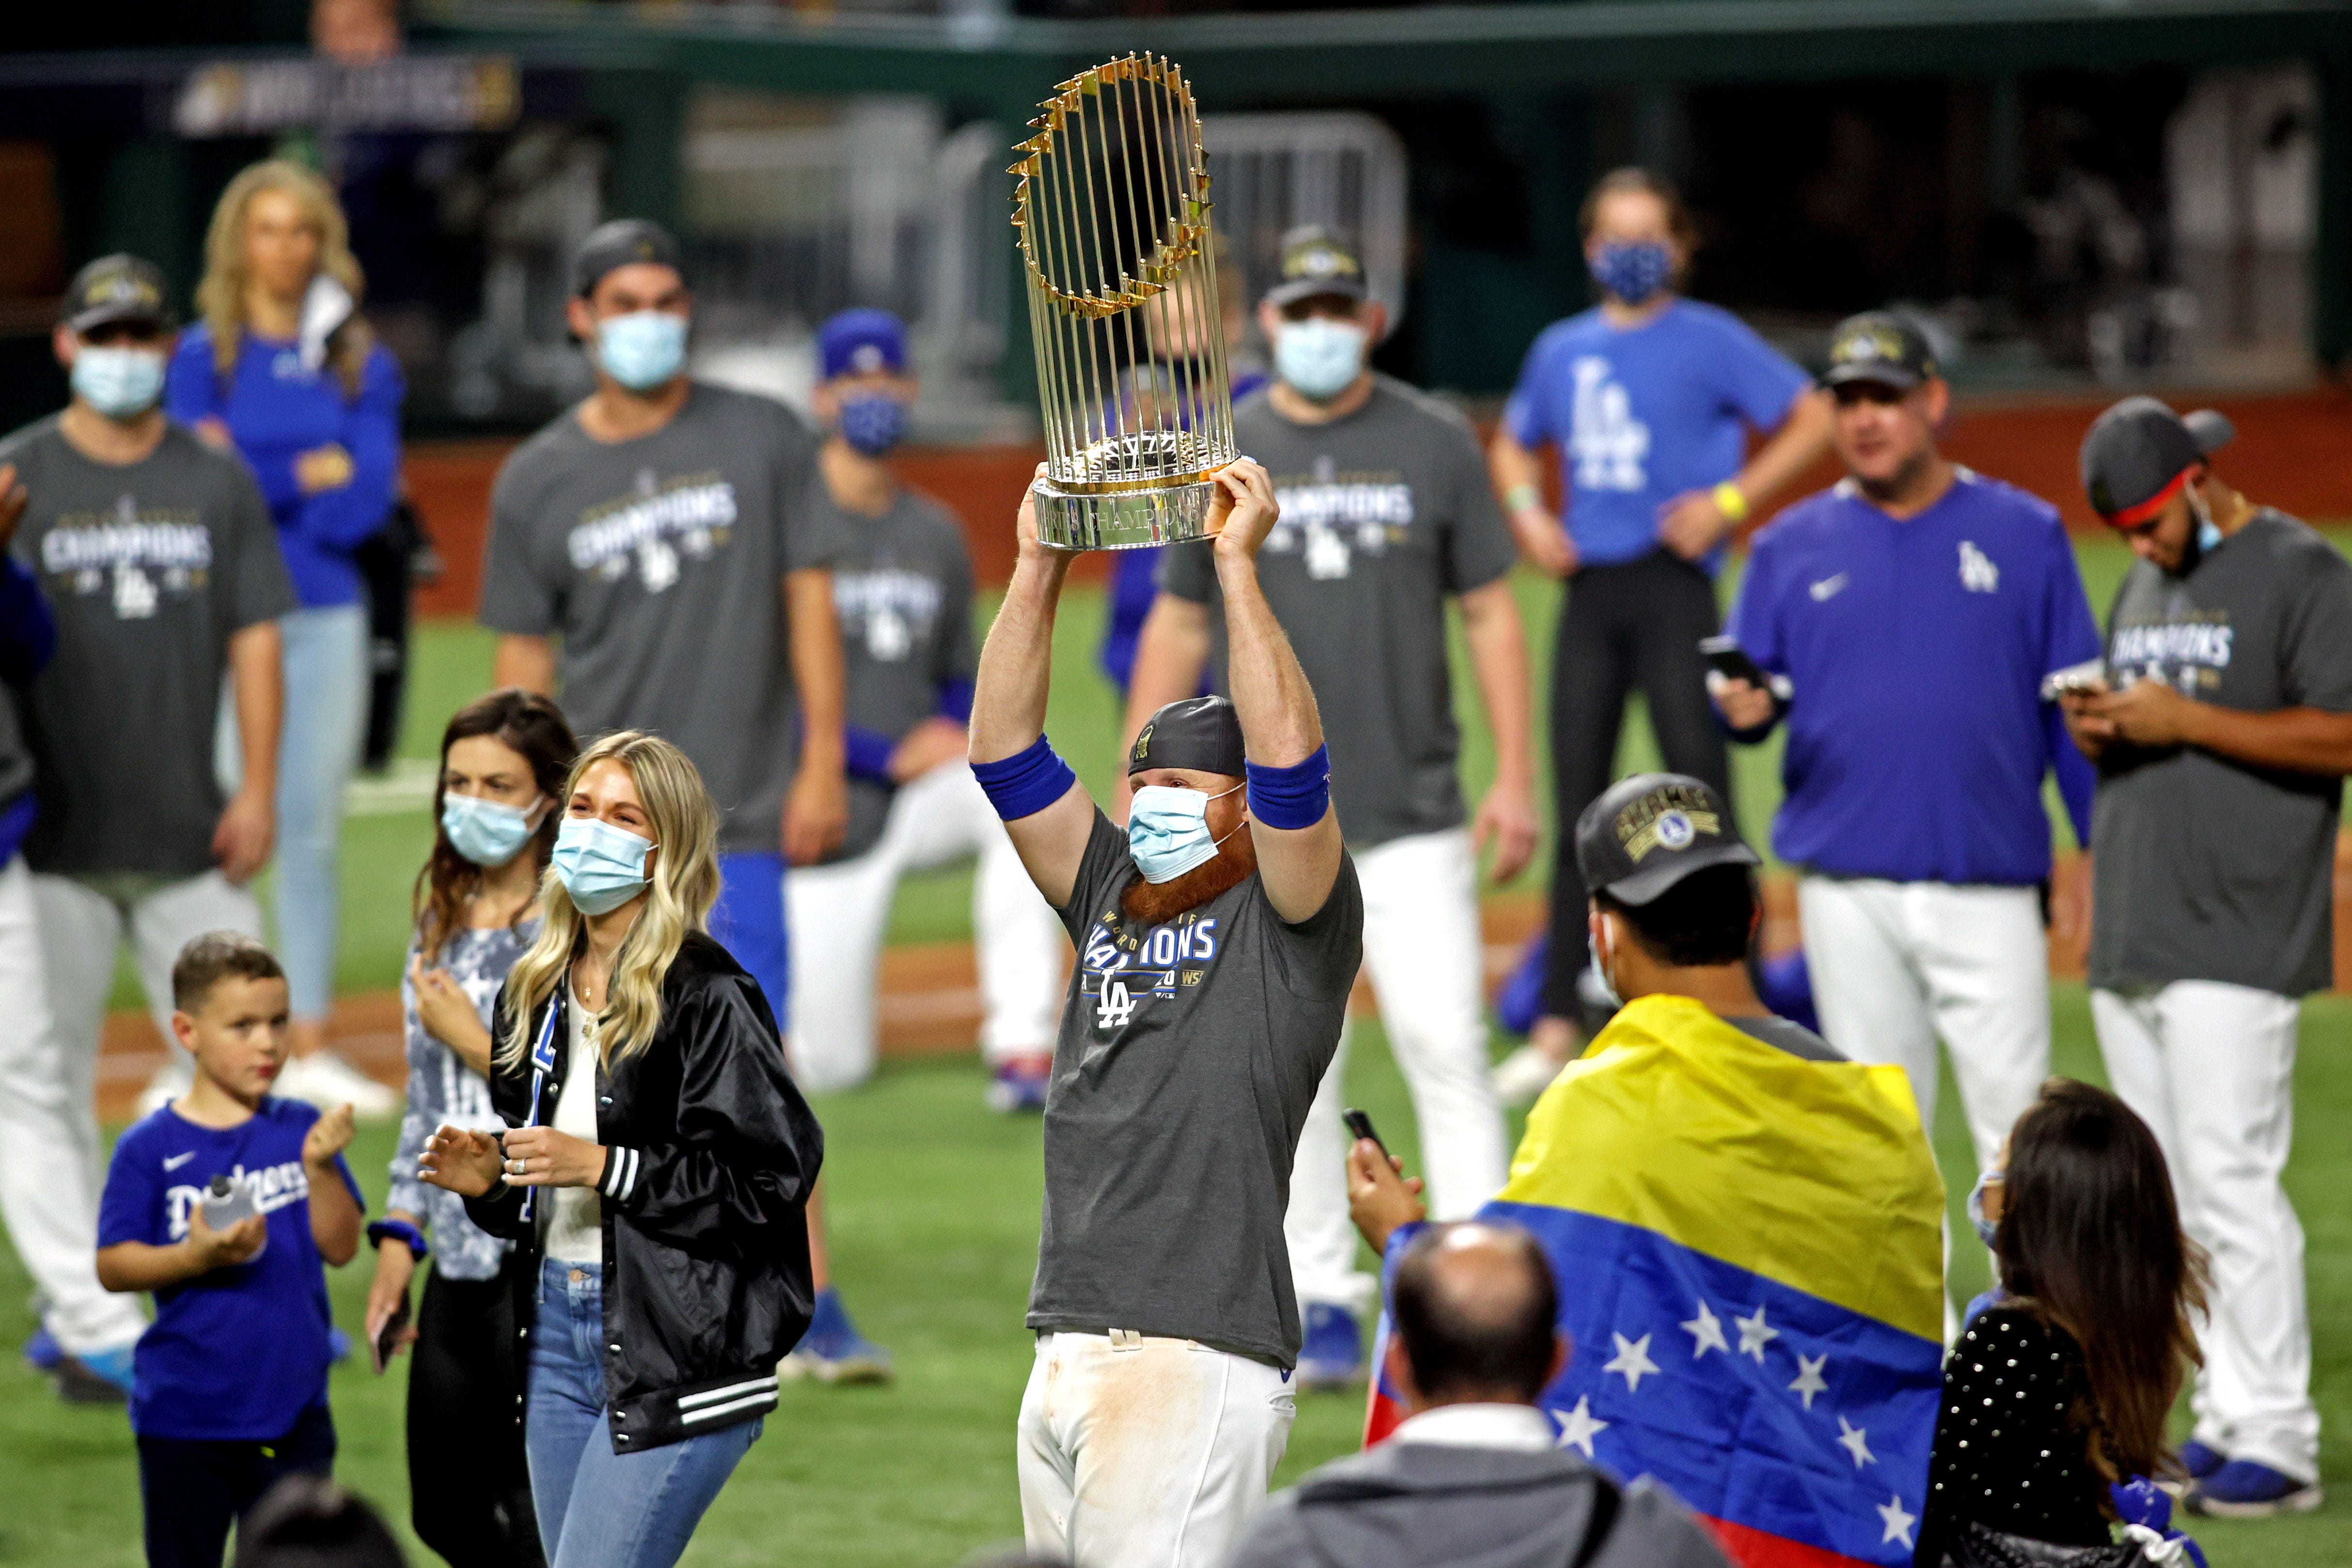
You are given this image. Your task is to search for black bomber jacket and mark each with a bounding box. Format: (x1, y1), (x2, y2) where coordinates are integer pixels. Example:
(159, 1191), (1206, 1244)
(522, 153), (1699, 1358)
(464, 932), (823, 1453)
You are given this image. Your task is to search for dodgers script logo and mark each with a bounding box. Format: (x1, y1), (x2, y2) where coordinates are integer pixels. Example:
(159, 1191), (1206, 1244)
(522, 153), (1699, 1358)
(42, 496), (213, 620)
(1081, 909), (1223, 1034)
(1570, 356), (1649, 492)
(1267, 455), (1414, 581)
(567, 469), (738, 593)
(162, 1159), (313, 1240)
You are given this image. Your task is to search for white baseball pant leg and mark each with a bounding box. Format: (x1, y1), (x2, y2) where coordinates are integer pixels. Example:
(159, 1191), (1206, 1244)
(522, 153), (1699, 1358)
(1018, 1331), (1294, 1568)
(2092, 981), (2316, 1482)
(0, 856), (148, 1355)
(1797, 877), (2050, 1173)
(1286, 828), (1509, 1314)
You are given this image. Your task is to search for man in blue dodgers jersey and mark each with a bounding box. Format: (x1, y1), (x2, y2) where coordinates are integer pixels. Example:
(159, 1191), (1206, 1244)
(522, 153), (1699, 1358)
(970, 458), (1363, 1567)
(2057, 398), (2352, 1518)
(1712, 313), (2100, 1302)
(1486, 169), (1833, 1101)
(1127, 225), (1535, 1390)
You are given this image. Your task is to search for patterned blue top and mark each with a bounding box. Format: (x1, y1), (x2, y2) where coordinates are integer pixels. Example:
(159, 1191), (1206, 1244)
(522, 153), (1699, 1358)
(389, 919), (539, 1281)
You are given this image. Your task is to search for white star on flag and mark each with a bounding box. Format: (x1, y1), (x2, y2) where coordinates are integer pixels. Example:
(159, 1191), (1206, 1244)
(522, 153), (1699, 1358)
(1680, 1299), (1728, 1358)
(1733, 1303), (1779, 1363)
(1877, 1493), (1917, 1549)
(1787, 1353), (1828, 1410)
(1603, 1333), (1661, 1393)
(1838, 1416), (1876, 1468)
(1555, 1395), (1609, 1458)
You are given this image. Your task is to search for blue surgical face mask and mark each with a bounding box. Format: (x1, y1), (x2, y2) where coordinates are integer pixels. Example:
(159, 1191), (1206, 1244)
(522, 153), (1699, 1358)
(1589, 241), (1674, 306)
(1275, 318), (1366, 402)
(595, 311), (688, 392)
(552, 816), (657, 916)
(838, 394), (907, 456)
(71, 345), (167, 419)
(1966, 1167), (2003, 1249)
(441, 792), (544, 868)
(1127, 783), (1244, 884)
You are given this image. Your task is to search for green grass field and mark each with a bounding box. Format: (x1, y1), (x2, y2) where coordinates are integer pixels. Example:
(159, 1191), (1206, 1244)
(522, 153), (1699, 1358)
(14, 532), (2349, 1565)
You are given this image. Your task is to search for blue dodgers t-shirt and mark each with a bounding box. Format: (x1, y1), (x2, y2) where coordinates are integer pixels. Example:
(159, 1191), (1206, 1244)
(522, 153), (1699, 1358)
(1504, 299), (1811, 569)
(1726, 470), (2101, 885)
(97, 1098), (364, 1441)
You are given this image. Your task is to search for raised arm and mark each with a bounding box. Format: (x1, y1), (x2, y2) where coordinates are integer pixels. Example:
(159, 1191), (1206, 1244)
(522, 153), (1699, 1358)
(1210, 461), (1345, 923)
(968, 467), (1095, 908)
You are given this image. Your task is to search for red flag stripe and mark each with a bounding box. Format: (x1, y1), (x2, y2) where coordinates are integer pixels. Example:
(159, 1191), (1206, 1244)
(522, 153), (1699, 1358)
(1701, 1515), (1885, 1568)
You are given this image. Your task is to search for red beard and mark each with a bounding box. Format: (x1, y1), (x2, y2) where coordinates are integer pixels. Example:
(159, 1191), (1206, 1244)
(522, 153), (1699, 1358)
(1120, 828), (1259, 926)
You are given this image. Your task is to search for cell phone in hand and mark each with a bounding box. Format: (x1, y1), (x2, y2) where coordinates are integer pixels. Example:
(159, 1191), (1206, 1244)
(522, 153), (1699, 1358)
(1342, 1107), (1387, 1155)
(2040, 659), (2109, 702)
(1698, 635), (1770, 689)
(370, 1293), (411, 1375)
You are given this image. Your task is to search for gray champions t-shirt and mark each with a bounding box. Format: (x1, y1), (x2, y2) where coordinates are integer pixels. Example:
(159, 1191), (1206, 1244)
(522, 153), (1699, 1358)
(2089, 509), (2352, 997)
(825, 486), (977, 862)
(1158, 377), (1518, 848)
(478, 384), (836, 854)
(2, 416), (294, 878)
(1030, 811), (1364, 1367)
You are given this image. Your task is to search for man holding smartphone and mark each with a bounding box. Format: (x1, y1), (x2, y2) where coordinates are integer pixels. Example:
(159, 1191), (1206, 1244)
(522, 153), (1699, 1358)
(2058, 397), (2352, 1517)
(1711, 314), (2100, 1269)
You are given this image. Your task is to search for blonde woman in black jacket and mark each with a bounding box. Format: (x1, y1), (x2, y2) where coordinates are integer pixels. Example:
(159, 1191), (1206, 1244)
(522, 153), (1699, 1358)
(420, 730), (822, 1568)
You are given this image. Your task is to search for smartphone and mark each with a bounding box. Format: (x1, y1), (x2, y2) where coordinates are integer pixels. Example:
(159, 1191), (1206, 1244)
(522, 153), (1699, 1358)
(370, 1292), (411, 1376)
(1697, 635), (1770, 689)
(2040, 659), (2109, 702)
(1341, 1107), (1387, 1155)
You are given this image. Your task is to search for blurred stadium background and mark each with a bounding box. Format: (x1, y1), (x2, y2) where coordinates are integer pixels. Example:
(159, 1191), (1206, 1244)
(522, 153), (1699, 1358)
(1, 1), (2350, 1563)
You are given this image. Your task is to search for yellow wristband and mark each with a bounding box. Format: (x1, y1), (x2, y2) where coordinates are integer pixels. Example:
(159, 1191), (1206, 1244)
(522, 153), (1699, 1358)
(1503, 483), (1542, 516)
(1712, 481), (1750, 524)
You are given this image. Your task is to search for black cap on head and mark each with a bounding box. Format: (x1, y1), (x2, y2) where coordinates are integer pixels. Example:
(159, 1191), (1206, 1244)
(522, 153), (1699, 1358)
(1821, 311), (1936, 392)
(1265, 224), (1368, 310)
(1128, 695), (1246, 780)
(573, 220), (684, 299)
(2079, 395), (2235, 528)
(62, 254), (174, 334)
(1575, 773), (1759, 907)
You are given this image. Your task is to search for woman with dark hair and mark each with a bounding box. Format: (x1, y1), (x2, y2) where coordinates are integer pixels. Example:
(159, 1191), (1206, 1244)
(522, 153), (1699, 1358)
(366, 690), (576, 1568)
(1913, 1079), (2209, 1568)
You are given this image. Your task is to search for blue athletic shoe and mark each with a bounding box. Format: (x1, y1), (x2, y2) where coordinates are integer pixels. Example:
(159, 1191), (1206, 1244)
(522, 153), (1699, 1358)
(52, 1344), (135, 1405)
(2178, 1439), (2227, 1480)
(1295, 1302), (1364, 1392)
(985, 1055), (1052, 1114)
(2188, 1459), (2323, 1518)
(779, 1288), (894, 1385)
(22, 1326), (63, 1372)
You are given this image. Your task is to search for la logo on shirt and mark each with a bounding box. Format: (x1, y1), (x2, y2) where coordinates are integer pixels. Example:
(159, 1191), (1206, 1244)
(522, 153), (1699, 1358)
(834, 564), (943, 663)
(1081, 908), (1223, 1034)
(1569, 356), (1649, 492)
(1268, 455), (1414, 581)
(565, 467), (739, 594)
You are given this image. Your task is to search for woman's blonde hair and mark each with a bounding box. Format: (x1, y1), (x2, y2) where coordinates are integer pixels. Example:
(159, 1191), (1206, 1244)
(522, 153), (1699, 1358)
(196, 159), (373, 395)
(498, 731), (721, 1071)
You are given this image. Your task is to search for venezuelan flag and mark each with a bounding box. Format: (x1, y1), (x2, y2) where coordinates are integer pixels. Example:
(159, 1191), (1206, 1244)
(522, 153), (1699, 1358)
(1364, 995), (1945, 1568)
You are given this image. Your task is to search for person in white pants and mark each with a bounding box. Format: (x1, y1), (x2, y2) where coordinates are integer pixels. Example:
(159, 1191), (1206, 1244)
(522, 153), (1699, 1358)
(2058, 395), (2351, 1516)
(0, 255), (290, 1398)
(1127, 227), (1538, 1386)
(784, 309), (1065, 1108)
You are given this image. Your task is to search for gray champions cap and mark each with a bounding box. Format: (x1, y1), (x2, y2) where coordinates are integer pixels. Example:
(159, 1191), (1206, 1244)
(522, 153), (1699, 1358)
(1264, 224), (1369, 310)
(2080, 395), (2236, 528)
(573, 219), (685, 298)
(1128, 695), (1247, 779)
(1820, 311), (1937, 392)
(61, 254), (175, 334)
(1575, 773), (1760, 906)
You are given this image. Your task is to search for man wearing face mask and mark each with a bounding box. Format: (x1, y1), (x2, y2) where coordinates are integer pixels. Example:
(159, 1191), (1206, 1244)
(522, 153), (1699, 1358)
(0, 253), (293, 1401)
(1126, 225), (1532, 1389)
(2055, 397), (2352, 1518)
(972, 459), (1363, 1567)
(784, 310), (1065, 1113)
(1487, 169), (1833, 1102)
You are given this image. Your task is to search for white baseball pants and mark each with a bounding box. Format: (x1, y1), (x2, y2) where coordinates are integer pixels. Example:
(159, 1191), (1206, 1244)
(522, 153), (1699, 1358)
(1018, 1330), (1295, 1568)
(785, 761), (1066, 1094)
(1286, 828), (1510, 1313)
(1796, 876), (2050, 1175)
(0, 865), (261, 1355)
(2092, 981), (2317, 1482)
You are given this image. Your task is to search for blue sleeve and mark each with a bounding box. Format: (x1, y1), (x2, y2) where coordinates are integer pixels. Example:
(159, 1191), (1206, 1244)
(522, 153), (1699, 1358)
(1720, 532), (1787, 742)
(164, 335), (223, 427)
(936, 676), (975, 725)
(1378, 1219), (1431, 1305)
(2047, 705), (2096, 848)
(291, 349), (404, 551)
(1713, 314), (1813, 432)
(334, 1151), (367, 1216)
(0, 557), (54, 683)
(1502, 330), (1559, 449)
(845, 726), (897, 786)
(96, 1132), (159, 1249)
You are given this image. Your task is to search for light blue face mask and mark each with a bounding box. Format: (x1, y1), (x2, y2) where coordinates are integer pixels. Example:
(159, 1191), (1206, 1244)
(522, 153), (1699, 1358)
(1127, 783), (1244, 884)
(1966, 1167), (2003, 1248)
(552, 816), (657, 915)
(595, 311), (688, 391)
(441, 792), (544, 868)
(71, 346), (167, 419)
(1275, 318), (1365, 402)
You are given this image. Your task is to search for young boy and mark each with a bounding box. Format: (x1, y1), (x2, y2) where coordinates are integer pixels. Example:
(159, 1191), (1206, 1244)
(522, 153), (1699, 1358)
(95, 932), (363, 1568)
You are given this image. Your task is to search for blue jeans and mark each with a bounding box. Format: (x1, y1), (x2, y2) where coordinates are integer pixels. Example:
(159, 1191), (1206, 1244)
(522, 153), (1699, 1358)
(273, 603), (368, 1020)
(709, 852), (789, 1030)
(526, 1260), (760, 1568)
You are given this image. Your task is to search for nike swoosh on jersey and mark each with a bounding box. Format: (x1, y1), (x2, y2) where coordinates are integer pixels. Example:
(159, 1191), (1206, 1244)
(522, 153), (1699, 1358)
(1809, 573), (1850, 601)
(163, 1152), (196, 1171)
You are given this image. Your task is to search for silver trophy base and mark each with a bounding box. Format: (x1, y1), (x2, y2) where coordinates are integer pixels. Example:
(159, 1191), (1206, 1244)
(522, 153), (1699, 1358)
(1032, 478), (1222, 551)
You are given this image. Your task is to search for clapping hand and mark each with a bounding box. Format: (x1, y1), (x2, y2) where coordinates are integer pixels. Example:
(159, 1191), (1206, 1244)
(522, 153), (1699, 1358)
(419, 1125), (504, 1198)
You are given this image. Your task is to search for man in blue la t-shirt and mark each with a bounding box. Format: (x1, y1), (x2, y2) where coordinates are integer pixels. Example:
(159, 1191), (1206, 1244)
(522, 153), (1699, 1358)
(1712, 314), (2100, 1322)
(1486, 168), (1833, 1103)
(97, 932), (363, 1568)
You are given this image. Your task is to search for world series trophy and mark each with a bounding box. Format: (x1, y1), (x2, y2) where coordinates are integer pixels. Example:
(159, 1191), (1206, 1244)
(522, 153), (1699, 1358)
(1011, 54), (1238, 549)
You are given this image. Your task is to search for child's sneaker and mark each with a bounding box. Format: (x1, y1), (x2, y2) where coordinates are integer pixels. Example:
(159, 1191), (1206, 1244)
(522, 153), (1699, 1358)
(54, 1345), (135, 1405)
(1295, 1302), (1363, 1391)
(2187, 1460), (2323, 1518)
(22, 1325), (63, 1372)
(779, 1288), (893, 1384)
(985, 1054), (1052, 1114)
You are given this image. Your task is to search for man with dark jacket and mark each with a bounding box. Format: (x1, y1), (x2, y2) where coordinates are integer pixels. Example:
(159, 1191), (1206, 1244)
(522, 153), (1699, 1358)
(1225, 1221), (1727, 1568)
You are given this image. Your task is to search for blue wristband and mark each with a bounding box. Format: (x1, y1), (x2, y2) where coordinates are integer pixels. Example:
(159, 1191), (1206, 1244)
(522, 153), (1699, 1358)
(1246, 744), (1331, 831)
(367, 1218), (429, 1260)
(972, 734), (1077, 821)
(844, 726), (897, 787)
